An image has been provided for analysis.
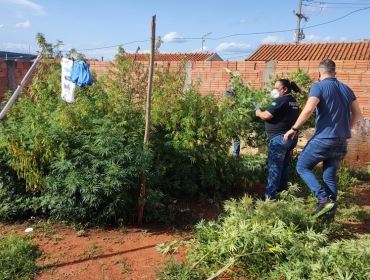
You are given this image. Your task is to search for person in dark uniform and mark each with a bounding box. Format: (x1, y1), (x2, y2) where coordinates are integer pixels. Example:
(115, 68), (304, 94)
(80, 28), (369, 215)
(256, 79), (301, 199)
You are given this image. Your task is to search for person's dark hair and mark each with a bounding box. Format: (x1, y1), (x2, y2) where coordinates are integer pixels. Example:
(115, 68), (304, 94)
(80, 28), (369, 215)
(277, 79), (301, 94)
(319, 59), (336, 73)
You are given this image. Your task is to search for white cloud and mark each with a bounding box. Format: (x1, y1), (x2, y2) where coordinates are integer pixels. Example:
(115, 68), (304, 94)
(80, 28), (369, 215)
(261, 35), (284, 44)
(15, 20), (30, 28)
(4, 42), (29, 51)
(237, 17), (261, 25)
(215, 42), (251, 53)
(2, 0), (46, 15)
(304, 34), (333, 43)
(162, 32), (187, 43)
(0, 24), (4, 28)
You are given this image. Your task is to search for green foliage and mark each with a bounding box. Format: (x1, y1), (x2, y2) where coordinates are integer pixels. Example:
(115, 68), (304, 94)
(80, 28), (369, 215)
(220, 72), (272, 148)
(0, 57), (148, 224)
(0, 48), (267, 225)
(36, 33), (63, 58)
(337, 166), (359, 193)
(159, 190), (346, 279)
(0, 235), (40, 280)
(271, 235), (370, 280)
(348, 166), (370, 182)
(156, 240), (182, 255)
(0, 152), (38, 221)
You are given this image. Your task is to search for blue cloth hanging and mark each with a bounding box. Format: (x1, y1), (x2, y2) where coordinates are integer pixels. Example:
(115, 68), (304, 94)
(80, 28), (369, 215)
(70, 60), (94, 87)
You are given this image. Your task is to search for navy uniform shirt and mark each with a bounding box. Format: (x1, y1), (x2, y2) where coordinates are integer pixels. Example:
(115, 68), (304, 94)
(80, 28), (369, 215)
(265, 94), (299, 139)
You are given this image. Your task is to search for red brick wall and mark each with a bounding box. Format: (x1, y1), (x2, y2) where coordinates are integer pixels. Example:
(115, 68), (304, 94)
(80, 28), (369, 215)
(0, 60), (33, 98)
(273, 60), (370, 118)
(0, 61), (7, 97)
(191, 61), (265, 96)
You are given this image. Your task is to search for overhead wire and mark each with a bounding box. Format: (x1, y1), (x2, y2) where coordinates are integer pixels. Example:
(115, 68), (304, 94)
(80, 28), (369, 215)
(16, 6), (369, 55)
(207, 6), (370, 40)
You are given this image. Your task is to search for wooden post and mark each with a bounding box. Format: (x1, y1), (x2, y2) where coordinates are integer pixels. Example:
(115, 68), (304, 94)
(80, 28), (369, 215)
(138, 15), (156, 226)
(0, 54), (42, 120)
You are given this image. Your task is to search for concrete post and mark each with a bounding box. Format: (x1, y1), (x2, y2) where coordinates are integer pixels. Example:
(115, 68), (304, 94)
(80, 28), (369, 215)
(183, 61), (192, 93)
(6, 60), (16, 92)
(264, 60), (276, 87)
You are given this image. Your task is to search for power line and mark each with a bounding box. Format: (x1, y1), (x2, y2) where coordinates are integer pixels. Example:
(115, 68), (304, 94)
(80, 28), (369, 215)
(207, 7), (369, 40)
(306, 1), (370, 5)
(66, 40), (150, 52)
(303, 6), (370, 28)
(51, 6), (370, 53)
(304, 3), (370, 8)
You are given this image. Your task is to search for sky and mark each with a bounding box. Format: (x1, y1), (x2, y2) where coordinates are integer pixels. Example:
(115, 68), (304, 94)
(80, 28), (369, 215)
(0, 0), (369, 61)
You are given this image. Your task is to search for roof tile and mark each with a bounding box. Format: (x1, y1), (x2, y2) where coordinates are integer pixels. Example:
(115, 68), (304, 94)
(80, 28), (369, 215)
(246, 42), (370, 61)
(125, 52), (222, 62)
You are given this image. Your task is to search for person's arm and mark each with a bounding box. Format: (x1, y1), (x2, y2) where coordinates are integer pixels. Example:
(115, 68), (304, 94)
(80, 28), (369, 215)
(350, 99), (362, 128)
(283, 96), (319, 140)
(256, 109), (273, 120)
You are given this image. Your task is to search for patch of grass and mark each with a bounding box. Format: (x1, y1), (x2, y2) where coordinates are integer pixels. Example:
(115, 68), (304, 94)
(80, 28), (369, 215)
(81, 242), (101, 259)
(156, 240), (181, 255)
(0, 235), (40, 280)
(30, 218), (56, 238)
(114, 259), (132, 275)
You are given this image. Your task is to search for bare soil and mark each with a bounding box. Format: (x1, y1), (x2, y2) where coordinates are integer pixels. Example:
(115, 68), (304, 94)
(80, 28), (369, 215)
(0, 184), (369, 280)
(0, 200), (220, 280)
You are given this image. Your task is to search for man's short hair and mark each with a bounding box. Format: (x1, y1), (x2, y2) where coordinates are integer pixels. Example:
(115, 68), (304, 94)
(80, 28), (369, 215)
(319, 59), (336, 73)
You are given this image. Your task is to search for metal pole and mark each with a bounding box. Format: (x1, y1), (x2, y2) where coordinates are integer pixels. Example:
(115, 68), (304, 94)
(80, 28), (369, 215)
(0, 54), (42, 120)
(295, 0), (303, 44)
(138, 15), (156, 226)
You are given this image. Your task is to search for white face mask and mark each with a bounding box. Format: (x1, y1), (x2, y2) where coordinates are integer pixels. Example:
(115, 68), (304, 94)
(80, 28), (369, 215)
(270, 89), (280, 98)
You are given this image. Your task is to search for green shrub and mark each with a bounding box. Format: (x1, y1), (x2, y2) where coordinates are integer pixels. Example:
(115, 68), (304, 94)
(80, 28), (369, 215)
(0, 151), (39, 221)
(0, 235), (40, 280)
(151, 69), (269, 197)
(160, 186), (370, 279)
(159, 190), (336, 279)
(0, 51), (267, 225)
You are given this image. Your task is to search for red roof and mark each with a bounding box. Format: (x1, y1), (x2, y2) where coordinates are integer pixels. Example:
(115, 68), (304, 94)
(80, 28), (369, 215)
(125, 52), (222, 61)
(246, 41), (370, 61)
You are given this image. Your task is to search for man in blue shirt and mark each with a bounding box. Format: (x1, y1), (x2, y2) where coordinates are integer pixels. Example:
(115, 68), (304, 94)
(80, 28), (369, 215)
(284, 59), (362, 219)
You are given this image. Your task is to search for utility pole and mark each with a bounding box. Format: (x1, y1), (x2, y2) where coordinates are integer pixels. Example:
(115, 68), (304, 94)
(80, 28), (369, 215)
(294, 0), (308, 44)
(138, 15), (156, 226)
(201, 32), (212, 51)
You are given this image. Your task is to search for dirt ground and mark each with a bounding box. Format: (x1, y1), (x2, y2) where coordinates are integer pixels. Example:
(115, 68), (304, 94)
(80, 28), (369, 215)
(1, 224), (185, 280)
(0, 184), (369, 280)
(0, 200), (220, 280)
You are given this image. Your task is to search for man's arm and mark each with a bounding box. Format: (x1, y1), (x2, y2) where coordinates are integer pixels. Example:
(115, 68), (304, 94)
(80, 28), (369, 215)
(350, 99), (362, 128)
(283, 96), (320, 140)
(256, 109), (273, 121)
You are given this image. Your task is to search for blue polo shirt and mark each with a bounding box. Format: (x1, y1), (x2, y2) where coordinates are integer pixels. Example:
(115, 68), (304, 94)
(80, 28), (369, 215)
(309, 77), (356, 139)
